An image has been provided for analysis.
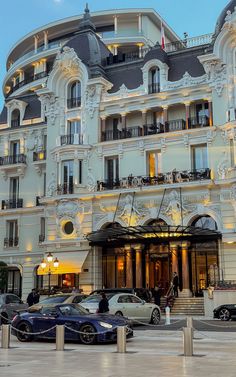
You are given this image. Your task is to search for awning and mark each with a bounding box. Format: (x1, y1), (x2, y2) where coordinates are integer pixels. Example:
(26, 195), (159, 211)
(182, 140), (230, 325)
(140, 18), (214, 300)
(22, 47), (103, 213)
(87, 225), (221, 247)
(37, 250), (89, 275)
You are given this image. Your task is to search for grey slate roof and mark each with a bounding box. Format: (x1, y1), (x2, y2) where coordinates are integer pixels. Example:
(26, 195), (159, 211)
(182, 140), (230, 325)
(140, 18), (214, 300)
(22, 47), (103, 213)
(215, 0), (236, 37)
(0, 94), (41, 124)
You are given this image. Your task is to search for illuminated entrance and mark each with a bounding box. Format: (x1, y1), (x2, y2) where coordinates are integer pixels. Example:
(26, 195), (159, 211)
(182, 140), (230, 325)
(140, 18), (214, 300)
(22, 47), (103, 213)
(88, 217), (221, 296)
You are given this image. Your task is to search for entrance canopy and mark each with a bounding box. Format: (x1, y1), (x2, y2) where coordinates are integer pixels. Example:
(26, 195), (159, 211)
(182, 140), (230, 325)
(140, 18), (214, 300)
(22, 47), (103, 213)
(87, 225), (221, 247)
(37, 250), (89, 275)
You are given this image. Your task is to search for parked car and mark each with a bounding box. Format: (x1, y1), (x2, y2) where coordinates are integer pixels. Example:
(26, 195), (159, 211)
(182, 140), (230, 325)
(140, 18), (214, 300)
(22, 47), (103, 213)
(29, 293), (87, 309)
(213, 304), (236, 321)
(11, 303), (133, 344)
(0, 293), (28, 324)
(90, 288), (152, 302)
(80, 293), (161, 324)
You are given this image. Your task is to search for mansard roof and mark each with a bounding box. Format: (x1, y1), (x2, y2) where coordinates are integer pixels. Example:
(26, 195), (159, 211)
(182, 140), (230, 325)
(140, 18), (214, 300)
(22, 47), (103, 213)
(0, 94), (41, 124)
(215, 0), (236, 37)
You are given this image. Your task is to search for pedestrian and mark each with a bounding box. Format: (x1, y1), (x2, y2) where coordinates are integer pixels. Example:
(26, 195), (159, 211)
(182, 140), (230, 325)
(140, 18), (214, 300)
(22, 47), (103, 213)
(97, 292), (109, 313)
(34, 289), (40, 304)
(26, 289), (36, 307)
(153, 285), (161, 306)
(173, 272), (179, 298)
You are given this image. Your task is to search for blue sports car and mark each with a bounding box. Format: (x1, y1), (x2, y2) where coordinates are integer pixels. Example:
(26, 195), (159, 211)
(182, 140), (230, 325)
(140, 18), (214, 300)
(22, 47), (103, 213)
(11, 304), (133, 344)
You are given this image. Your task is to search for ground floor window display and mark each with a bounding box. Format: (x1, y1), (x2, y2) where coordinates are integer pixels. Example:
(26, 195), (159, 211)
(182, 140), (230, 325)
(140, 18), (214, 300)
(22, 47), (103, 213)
(36, 273), (80, 293)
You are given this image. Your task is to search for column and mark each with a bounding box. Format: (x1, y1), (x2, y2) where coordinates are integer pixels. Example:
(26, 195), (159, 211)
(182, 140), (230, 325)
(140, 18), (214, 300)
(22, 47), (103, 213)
(162, 105), (168, 132)
(100, 117), (106, 142)
(184, 102), (190, 130)
(208, 100), (213, 127)
(43, 31), (48, 50)
(137, 43), (143, 58)
(114, 15), (118, 35)
(180, 242), (191, 297)
(34, 35), (39, 53)
(142, 110), (147, 136)
(170, 243), (179, 275)
(135, 245), (143, 288)
(19, 70), (24, 82)
(125, 245), (133, 288)
(121, 113), (126, 132)
(145, 252), (150, 289)
(113, 44), (118, 55)
(138, 14), (142, 33)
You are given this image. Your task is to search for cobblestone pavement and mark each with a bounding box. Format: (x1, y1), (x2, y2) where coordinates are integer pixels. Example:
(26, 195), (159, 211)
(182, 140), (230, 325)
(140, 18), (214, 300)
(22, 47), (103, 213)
(0, 329), (236, 377)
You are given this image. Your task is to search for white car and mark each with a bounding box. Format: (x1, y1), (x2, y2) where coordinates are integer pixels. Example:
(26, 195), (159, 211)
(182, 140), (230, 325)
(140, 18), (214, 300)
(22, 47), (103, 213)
(80, 293), (161, 325)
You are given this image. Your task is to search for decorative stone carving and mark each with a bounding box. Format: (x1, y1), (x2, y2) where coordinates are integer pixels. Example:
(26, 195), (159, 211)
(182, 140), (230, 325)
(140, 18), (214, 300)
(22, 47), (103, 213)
(39, 93), (59, 125)
(87, 168), (96, 192)
(206, 130), (216, 145)
(54, 47), (81, 77)
(217, 151), (230, 179)
(85, 84), (104, 118)
(231, 184), (236, 201)
(164, 72), (207, 91)
(183, 134), (189, 149)
(46, 172), (56, 196)
(26, 130), (37, 151)
(201, 59), (227, 97)
(161, 138), (166, 153)
(56, 200), (79, 219)
(119, 194), (143, 226)
(164, 190), (191, 225)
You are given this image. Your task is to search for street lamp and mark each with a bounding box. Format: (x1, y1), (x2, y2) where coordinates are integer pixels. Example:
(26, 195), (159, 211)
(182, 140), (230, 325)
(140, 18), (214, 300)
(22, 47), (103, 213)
(40, 252), (59, 295)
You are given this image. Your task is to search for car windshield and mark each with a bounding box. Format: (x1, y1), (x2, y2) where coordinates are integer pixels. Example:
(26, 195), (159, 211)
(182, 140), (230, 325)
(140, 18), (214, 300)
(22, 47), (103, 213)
(40, 295), (69, 304)
(57, 304), (88, 316)
(82, 294), (113, 303)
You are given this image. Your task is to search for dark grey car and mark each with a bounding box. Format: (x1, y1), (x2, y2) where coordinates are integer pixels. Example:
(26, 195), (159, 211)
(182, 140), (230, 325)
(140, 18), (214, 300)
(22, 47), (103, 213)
(0, 294), (28, 324)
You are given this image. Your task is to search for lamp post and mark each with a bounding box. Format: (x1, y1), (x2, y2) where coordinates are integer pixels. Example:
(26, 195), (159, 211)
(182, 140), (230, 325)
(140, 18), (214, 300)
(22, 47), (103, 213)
(40, 252), (59, 295)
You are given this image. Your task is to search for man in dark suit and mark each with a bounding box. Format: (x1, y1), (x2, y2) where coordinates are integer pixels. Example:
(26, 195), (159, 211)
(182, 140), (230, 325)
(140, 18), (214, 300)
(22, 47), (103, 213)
(173, 272), (179, 297)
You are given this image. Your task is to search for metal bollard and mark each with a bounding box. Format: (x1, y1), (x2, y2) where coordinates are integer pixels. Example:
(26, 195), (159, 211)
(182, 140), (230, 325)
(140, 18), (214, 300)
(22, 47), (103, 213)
(56, 325), (65, 351)
(187, 316), (194, 338)
(165, 305), (171, 325)
(117, 326), (126, 353)
(183, 327), (193, 356)
(1, 324), (10, 349)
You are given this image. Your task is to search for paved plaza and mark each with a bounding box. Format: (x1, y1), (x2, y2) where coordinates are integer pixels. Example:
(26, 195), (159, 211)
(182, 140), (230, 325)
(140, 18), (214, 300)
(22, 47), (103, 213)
(0, 327), (236, 377)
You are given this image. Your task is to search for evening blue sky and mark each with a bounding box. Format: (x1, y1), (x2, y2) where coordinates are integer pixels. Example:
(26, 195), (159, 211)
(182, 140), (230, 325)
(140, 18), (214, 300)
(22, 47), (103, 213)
(0, 0), (230, 108)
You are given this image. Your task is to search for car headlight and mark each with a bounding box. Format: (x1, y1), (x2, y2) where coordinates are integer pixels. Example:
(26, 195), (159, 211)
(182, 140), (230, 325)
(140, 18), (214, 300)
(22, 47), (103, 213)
(99, 321), (113, 329)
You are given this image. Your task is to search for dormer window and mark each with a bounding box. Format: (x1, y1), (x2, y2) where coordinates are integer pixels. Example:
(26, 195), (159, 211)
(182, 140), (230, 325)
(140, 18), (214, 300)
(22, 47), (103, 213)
(67, 81), (81, 109)
(149, 67), (160, 94)
(11, 109), (20, 128)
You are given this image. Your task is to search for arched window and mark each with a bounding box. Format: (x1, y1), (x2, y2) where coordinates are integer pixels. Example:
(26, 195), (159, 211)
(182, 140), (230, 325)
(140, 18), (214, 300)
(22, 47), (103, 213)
(11, 109), (20, 128)
(148, 67), (160, 94)
(67, 81), (81, 109)
(192, 216), (217, 230)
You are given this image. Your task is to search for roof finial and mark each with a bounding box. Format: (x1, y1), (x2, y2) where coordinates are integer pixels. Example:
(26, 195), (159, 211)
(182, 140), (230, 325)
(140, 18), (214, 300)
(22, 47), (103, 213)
(85, 3), (89, 16)
(78, 2), (96, 32)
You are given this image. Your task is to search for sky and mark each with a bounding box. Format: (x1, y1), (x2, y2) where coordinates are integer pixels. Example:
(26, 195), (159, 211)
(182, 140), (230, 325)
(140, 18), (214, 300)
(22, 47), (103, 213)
(0, 0), (230, 108)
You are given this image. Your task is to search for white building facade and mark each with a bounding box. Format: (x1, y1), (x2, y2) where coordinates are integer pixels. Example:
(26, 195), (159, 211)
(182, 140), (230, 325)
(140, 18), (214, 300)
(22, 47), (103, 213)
(0, 3), (236, 299)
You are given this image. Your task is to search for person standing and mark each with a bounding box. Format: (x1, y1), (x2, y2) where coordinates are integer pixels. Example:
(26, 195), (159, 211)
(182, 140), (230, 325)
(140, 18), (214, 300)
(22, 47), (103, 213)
(153, 285), (162, 306)
(97, 292), (109, 313)
(26, 289), (36, 307)
(173, 272), (179, 298)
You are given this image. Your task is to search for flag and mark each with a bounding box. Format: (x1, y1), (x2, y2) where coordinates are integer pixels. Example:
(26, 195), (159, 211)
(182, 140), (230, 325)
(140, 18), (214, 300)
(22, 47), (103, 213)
(161, 21), (165, 50)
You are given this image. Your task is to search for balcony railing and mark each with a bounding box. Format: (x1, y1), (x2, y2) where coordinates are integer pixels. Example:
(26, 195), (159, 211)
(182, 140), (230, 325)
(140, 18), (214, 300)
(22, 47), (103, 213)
(101, 127), (142, 142)
(67, 97), (81, 109)
(188, 116), (209, 128)
(57, 183), (74, 195)
(4, 237), (19, 248)
(39, 234), (45, 243)
(33, 150), (46, 161)
(97, 168), (211, 191)
(60, 134), (83, 145)
(11, 119), (20, 128)
(0, 154), (26, 165)
(7, 71), (49, 96)
(2, 199), (23, 210)
(148, 83), (160, 94)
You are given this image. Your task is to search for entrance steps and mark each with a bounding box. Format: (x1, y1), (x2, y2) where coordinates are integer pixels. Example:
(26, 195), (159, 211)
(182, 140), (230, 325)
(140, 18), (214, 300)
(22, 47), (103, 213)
(170, 297), (204, 316)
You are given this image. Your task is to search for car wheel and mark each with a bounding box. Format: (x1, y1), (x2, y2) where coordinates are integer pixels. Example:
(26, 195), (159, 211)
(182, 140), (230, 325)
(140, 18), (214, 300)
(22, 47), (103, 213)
(79, 323), (96, 345)
(16, 321), (33, 342)
(115, 311), (123, 317)
(1, 312), (8, 325)
(219, 308), (231, 321)
(150, 308), (160, 325)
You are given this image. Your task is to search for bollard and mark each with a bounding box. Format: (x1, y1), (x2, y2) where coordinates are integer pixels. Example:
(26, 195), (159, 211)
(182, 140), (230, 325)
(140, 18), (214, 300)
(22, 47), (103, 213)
(183, 327), (193, 356)
(165, 305), (171, 325)
(56, 325), (65, 351)
(187, 316), (194, 338)
(1, 324), (10, 349)
(117, 326), (126, 353)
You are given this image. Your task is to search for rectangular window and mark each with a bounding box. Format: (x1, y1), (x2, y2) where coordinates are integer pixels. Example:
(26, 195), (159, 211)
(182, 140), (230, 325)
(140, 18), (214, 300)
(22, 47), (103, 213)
(6, 220), (18, 247)
(230, 139), (235, 167)
(40, 217), (45, 237)
(67, 120), (81, 135)
(62, 160), (74, 193)
(9, 177), (19, 201)
(10, 140), (20, 156)
(191, 144), (208, 170)
(147, 151), (162, 177)
(105, 156), (119, 183)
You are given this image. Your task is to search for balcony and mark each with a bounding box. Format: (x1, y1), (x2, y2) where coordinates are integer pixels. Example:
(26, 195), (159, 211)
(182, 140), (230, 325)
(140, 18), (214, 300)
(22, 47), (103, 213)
(97, 168), (211, 191)
(101, 127), (142, 142)
(39, 234), (45, 243)
(148, 83), (160, 94)
(67, 97), (81, 109)
(33, 150), (46, 161)
(7, 71), (49, 96)
(57, 183), (74, 195)
(188, 116), (209, 128)
(60, 134), (83, 146)
(0, 154), (26, 165)
(2, 199), (23, 210)
(11, 119), (20, 128)
(4, 237), (19, 248)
